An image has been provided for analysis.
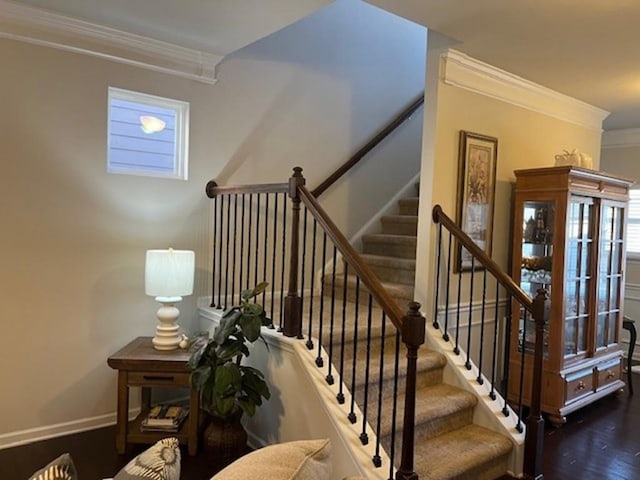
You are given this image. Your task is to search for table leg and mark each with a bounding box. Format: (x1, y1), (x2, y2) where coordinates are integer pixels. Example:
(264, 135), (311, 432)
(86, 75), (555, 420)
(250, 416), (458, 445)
(115, 371), (129, 454)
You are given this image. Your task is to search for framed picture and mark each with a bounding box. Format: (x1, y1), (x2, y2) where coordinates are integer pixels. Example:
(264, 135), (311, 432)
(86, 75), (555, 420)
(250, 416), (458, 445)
(455, 131), (498, 272)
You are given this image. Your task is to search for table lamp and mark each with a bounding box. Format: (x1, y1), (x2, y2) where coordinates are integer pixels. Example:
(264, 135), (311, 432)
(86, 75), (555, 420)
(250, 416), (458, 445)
(145, 248), (195, 350)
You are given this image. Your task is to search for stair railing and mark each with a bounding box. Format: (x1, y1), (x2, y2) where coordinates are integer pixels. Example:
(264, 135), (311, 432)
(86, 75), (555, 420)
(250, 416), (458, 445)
(207, 167), (425, 480)
(431, 204), (548, 480)
(311, 93), (424, 198)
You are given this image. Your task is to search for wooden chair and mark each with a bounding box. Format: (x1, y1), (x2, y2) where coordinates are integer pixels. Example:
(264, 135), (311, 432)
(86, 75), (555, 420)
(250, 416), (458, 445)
(623, 317), (637, 395)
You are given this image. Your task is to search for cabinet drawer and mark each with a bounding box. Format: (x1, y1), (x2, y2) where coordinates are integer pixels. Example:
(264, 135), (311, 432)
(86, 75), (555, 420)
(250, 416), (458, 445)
(128, 371), (190, 387)
(595, 360), (621, 390)
(564, 369), (593, 403)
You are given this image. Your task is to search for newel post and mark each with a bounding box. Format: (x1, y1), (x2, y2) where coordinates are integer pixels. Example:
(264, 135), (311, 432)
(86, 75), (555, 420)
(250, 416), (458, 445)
(396, 302), (426, 480)
(283, 167), (305, 338)
(523, 289), (549, 480)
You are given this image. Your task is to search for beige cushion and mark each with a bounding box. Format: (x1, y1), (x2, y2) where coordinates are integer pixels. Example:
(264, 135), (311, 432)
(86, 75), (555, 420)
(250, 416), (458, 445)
(211, 438), (332, 480)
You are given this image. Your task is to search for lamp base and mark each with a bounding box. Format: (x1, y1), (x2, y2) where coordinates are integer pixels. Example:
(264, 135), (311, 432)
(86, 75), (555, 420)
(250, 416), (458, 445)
(152, 301), (182, 351)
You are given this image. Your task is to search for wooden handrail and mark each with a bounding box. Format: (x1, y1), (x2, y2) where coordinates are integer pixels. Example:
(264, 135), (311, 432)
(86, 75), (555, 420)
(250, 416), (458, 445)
(311, 94), (424, 198)
(432, 205), (533, 310)
(205, 180), (289, 198)
(298, 185), (405, 329)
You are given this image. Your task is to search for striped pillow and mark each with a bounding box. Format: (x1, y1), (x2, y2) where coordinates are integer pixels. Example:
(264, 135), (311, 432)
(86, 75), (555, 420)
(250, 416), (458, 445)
(28, 453), (77, 480)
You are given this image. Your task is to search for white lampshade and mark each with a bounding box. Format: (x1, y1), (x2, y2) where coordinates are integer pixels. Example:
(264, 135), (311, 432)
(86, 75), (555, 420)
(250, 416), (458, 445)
(145, 249), (195, 299)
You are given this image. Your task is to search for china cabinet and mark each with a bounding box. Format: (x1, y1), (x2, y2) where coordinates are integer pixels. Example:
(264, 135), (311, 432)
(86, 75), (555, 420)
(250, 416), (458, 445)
(508, 166), (633, 425)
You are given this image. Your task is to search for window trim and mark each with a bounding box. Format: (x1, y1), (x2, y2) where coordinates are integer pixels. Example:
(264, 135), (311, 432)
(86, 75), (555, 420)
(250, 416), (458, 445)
(107, 87), (190, 180)
(626, 188), (640, 261)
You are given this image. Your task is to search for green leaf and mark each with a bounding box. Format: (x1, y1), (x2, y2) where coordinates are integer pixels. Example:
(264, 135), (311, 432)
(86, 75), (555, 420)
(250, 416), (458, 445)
(214, 310), (240, 344)
(187, 343), (208, 369)
(237, 397), (256, 417)
(189, 365), (212, 391)
(244, 303), (264, 316)
(239, 315), (262, 342)
(216, 396), (235, 417)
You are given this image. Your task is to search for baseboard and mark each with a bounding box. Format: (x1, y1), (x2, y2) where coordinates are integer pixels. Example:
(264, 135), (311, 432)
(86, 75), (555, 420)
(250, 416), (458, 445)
(0, 412), (119, 450)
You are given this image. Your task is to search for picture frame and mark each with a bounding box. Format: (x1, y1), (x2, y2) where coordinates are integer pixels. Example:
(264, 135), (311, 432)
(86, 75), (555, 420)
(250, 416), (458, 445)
(454, 131), (498, 272)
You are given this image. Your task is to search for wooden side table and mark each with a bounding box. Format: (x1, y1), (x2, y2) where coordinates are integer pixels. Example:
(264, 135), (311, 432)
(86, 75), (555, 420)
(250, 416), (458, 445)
(107, 336), (202, 455)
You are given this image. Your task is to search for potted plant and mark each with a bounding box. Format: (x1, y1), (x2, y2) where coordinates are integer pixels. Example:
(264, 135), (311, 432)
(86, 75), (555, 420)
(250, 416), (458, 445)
(188, 282), (271, 461)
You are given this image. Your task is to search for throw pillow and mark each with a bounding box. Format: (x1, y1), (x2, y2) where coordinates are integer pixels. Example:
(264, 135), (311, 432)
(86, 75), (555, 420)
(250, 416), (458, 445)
(210, 438), (331, 480)
(114, 437), (181, 480)
(28, 453), (77, 480)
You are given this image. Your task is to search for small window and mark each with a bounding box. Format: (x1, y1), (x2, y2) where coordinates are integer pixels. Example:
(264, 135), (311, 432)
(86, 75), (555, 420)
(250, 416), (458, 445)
(627, 189), (640, 258)
(107, 87), (189, 180)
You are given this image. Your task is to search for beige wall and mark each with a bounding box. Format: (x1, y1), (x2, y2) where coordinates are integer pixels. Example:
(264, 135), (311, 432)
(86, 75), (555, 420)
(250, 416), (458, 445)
(415, 51), (604, 309)
(0, 39), (216, 438)
(0, 0), (426, 444)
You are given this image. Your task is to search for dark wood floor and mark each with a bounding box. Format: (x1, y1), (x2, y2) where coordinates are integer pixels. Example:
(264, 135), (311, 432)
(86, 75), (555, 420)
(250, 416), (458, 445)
(1, 386), (639, 479)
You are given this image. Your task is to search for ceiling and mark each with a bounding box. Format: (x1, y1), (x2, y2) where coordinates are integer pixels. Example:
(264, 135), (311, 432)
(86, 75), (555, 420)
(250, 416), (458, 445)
(6, 0), (640, 131)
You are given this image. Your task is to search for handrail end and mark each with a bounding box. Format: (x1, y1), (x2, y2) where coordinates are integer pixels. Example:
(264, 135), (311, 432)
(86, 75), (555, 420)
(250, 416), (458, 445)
(432, 204), (443, 223)
(205, 180), (218, 198)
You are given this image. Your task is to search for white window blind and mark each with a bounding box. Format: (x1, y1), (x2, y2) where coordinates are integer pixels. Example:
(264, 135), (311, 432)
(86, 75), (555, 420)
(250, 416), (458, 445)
(627, 189), (640, 256)
(107, 87), (189, 180)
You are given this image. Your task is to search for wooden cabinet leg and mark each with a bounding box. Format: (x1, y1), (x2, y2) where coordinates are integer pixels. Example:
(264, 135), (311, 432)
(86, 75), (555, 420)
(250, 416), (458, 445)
(188, 387), (200, 456)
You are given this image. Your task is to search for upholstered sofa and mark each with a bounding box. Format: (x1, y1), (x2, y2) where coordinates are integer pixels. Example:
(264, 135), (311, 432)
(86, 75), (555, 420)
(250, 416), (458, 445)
(28, 437), (362, 480)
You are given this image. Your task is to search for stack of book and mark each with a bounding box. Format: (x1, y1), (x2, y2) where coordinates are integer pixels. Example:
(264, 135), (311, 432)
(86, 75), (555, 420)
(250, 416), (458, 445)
(140, 405), (189, 432)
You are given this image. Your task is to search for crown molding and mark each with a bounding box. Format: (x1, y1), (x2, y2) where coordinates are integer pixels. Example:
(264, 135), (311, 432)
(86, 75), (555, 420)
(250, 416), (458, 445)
(0, 0), (222, 83)
(440, 49), (609, 131)
(601, 128), (640, 149)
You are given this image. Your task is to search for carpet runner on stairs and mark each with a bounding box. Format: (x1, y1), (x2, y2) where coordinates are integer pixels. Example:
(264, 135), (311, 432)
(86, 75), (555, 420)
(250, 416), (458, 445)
(315, 182), (513, 479)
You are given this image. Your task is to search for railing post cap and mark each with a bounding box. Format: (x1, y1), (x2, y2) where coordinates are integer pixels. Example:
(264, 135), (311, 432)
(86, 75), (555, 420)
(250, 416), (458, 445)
(408, 301), (422, 314)
(432, 204), (443, 222)
(292, 166), (303, 176)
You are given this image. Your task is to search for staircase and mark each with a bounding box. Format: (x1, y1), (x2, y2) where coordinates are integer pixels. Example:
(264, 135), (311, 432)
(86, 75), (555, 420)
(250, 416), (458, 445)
(323, 183), (514, 479)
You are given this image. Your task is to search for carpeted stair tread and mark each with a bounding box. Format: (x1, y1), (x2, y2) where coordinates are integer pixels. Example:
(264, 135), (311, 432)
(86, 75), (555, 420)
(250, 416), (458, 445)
(379, 384), (477, 441)
(415, 424), (513, 480)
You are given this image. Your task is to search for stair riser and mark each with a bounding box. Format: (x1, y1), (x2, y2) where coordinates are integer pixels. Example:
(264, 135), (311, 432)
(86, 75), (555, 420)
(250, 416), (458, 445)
(381, 218), (418, 236)
(398, 199), (419, 215)
(362, 241), (416, 259)
(353, 366), (444, 404)
(365, 262), (415, 285)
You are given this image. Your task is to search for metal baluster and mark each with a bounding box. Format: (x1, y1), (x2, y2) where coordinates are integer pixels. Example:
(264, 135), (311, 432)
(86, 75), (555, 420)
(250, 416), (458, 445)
(465, 256), (475, 370)
(307, 218), (318, 350)
(224, 194), (231, 309)
(326, 246), (337, 386)
(279, 193), (287, 330)
(316, 232), (328, 368)
(360, 294), (373, 446)
(246, 194), (252, 291)
(433, 223), (443, 329)
(477, 269), (488, 385)
(270, 194), (278, 327)
(516, 309), (527, 432)
(387, 331), (401, 480)
(231, 194), (238, 304)
(337, 263), (348, 404)
(490, 281), (501, 401)
(299, 208), (308, 340)
(239, 194), (245, 294)
(254, 195), (261, 305)
(210, 195), (218, 308)
(262, 195), (269, 308)
(454, 248), (463, 355)
(348, 276), (360, 423)
(502, 293), (513, 415)
(216, 195), (225, 309)
(372, 311), (386, 468)
(443, 231), (453, 342)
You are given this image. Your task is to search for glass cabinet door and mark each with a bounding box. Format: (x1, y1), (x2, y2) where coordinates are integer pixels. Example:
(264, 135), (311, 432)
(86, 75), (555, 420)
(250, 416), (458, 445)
(564, 198), (594, 359)
(596, 201), (625, 350)
(519, 201), (554, 356)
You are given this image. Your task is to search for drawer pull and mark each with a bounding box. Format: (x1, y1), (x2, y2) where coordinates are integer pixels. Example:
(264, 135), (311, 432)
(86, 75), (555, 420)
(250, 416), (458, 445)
(143, 375), (175, 382)
(576, 381), (586, 391)
(606, 370), (615, 379)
